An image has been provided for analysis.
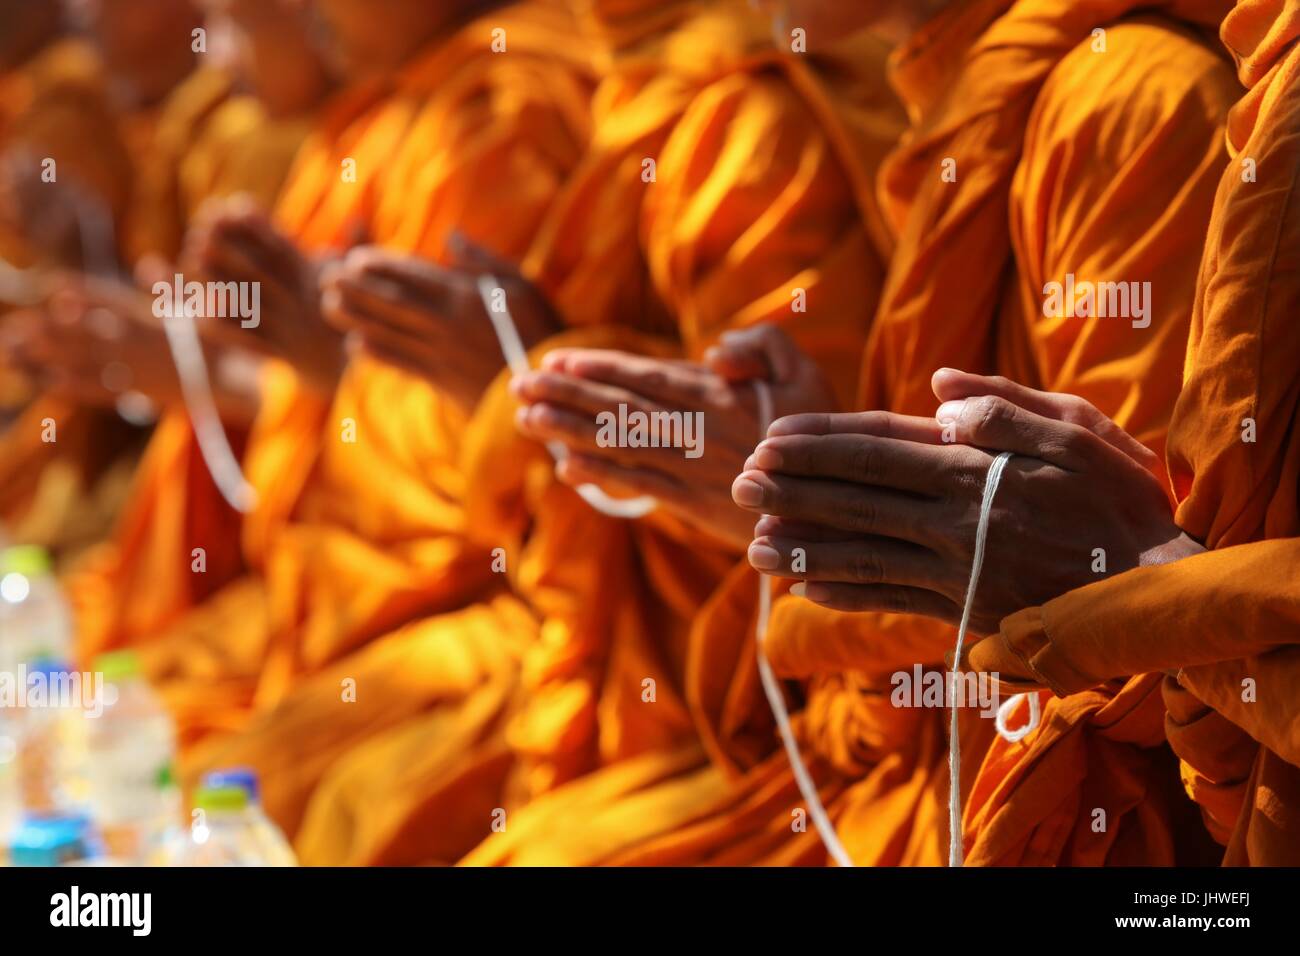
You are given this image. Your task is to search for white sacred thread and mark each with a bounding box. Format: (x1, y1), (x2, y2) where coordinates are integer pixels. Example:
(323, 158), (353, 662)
(74, 200), (258, 514)
(948, 450), (1013, 866)
(159, 301), (258, 513)
(995, 691), (1041, 744)
(476, 274), (657, 520)
(750, 379), (856, 868)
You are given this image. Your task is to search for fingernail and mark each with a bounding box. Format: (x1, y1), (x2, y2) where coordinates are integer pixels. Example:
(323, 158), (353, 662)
(753, 443), (782, 470)
(747, 543), (780, 570)
(936, 399), (966, 422)
(514, 406), (529, 428)
(508, 376), (525, 398)
(790, 582), (807, 597)
(731, 477), (764, 507)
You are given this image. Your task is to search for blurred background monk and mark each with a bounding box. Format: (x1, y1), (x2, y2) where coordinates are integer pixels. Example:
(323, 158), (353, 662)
(0, 0), (151, 557)
(65, 0), (332, 679)
(724, 0), (1240, 866)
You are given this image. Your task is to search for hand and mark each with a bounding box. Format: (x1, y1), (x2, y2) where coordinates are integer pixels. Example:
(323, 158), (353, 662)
(512, 325), (836, 551)
(320, 235), (559, 412)
(182, 195), (344, 395)
(2, 274), (181, 409)
(2, 272), (261, 423)
(734, 370), (1189, 634)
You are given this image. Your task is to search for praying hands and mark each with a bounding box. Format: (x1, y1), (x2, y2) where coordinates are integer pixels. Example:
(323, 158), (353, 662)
(512, 325), (838, 551)
(734, 370), (1205, 635)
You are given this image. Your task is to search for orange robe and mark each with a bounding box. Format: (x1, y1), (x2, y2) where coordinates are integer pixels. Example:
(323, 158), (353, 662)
(968, 0), (1300, 866)
(753, 0), (1240, 867)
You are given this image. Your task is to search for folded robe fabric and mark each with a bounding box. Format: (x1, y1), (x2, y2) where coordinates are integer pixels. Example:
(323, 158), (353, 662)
(970, 0), (1300, 865)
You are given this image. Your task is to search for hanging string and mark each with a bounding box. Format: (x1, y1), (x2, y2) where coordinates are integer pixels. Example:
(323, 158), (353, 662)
(749, 379), (856, 867)
(159, 299), (259, 513)
(947, 450), (1013, 866)
(77, 198), (257, 514)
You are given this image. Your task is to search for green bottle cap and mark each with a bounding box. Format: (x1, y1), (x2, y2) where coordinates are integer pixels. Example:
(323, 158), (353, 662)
(94, 649), (141, 683)
(0, 545), (52, 578)
(194, 784), (248, 812)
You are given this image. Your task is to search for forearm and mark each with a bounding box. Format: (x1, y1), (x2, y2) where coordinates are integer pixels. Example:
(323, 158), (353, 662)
(974, 538), (1300, 694)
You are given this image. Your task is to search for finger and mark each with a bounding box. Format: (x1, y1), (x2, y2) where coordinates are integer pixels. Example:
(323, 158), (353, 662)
(931, 393), (1111, 472)
(753, 515), (861, 543)
(704, 324), (801, 383)
(509, 370), (653, 419)
(767, 410), (947, 443)
(560, 351), (715, 408)
(515, 401), (603, 450)
(333, 274), (446, 338)
(749, 432), (983, 497)
(790, 580), (962, 623)
(748, 534), (954, 593)
(932, 368), (1159, 470)
(557, 452), (687, 503)
(446, 231), (522, 278)
(731, 469), (945, 549)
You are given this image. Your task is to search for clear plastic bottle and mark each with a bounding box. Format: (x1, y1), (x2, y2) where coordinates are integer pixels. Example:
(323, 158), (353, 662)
(0, 546), (74, 669)
(83, 650), (177, 863)
(201, 768), (297, 866)
(13, 659), (89, 816)
(160, 784), (276, 866)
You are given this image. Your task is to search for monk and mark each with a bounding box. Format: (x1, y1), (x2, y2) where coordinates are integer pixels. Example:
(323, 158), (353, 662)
(66, 0), (332, 669)
(694, 0), (1244, 868)
(96, 0), (600, 846)
(0, 0), (198, 558)
(280, 0), (903, 866)
(947, 0), (1300, 866)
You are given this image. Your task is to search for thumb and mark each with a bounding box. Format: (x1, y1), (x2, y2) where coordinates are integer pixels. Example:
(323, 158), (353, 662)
(447, 230), (520, 277)
(937, 393), (1114, 472)
(932, 367), (1159, 472)
(704, 323), (801, 384)
(134, 254), (175, 291)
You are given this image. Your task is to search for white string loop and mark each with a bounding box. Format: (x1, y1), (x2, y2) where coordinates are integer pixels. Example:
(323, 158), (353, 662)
(477, 274), (657, 520)
(994, 691), (1041, 744)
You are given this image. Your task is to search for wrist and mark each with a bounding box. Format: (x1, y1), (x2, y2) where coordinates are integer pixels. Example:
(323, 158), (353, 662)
(1139, 530), (1206, 568)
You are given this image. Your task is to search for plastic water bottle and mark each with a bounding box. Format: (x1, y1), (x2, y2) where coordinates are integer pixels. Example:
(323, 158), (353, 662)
(84, 650), (177, 863)
(0, 546), (76, 848)
(161, 784), (281, 866)
(202, 767), (297, 866)
(0, 546), (74, 669)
